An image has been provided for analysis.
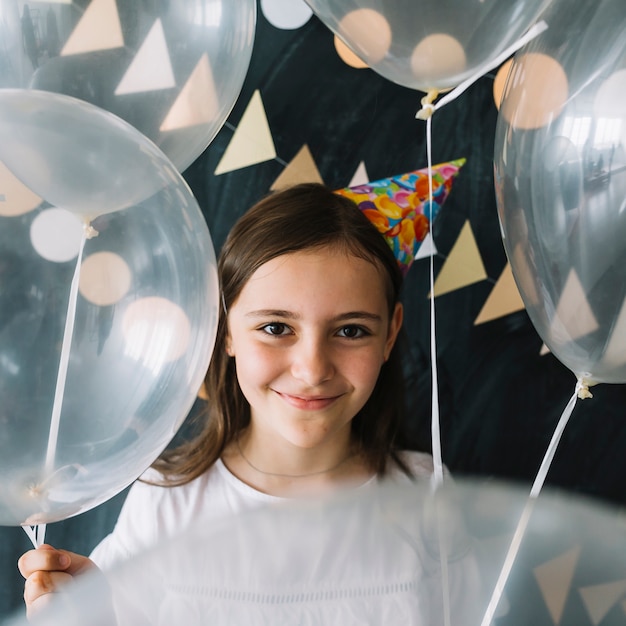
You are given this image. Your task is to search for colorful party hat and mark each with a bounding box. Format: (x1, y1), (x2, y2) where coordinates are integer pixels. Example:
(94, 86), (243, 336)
(336, 158), (466, 275)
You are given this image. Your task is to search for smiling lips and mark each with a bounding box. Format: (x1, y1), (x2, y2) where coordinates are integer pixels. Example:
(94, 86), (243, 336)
(275, 391), (343, 411)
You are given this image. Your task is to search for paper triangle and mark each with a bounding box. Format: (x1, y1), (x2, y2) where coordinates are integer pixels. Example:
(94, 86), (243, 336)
(337, 159), (465, 276)
(540, 343), (551, 356)
(214, 90), (276, 175)
(549, 269), (599, 343)
(0, 161), (42, 216)
(600, 297), (626, 368)
(510, 242), (540, 308)
(415, 232), (437, 259)
(270, 145), (323, 190)
(61, 0), (123, 56)
(533, 546), (580, 624)
(349, 161), (369, 187)
(115, 19), (175, 95)
(431, 220), (487, 297)
(579, 579), (626, 625)
(474, 262), (526, 325)
(160, 54), (219, 131)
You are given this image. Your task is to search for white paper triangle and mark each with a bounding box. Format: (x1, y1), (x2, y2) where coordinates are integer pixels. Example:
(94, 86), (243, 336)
(115, 19), (175, 95)
(214, 90), (276, 175)
(415, 232), (437, 260)
(579, 579), (626, 625)
(61, 0), (123, 56)
(348, 161), (369, 187)
(160, 54), (219, 131)
(533, 546), (580, 624)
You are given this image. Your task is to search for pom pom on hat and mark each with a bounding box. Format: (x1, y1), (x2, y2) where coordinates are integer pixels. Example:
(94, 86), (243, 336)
(336, 159), (465, 275)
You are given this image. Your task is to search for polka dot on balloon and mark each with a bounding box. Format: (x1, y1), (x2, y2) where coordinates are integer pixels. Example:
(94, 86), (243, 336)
(122, 297), (191, 367)
(410, 33), (467, 88)
(493, 58), (513, 110)
(79, 251), (132, 306)
(260, 0), (312, 30)
(30, 208), (84, 263)
(334, 35), (368, 69)
(499, 52), (568, 131)
(338, 9), (391, 64)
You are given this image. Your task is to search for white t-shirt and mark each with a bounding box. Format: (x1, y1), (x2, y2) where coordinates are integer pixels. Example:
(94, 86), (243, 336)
(88, 452), (481, 625)
(90, 451), (436, 569)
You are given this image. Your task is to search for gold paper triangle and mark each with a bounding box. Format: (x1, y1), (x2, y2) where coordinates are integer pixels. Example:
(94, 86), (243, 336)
(270, 145), (323, 190)
(61, 0), (123, 56)
(214, 90), (276, 175)
(160, 54), (219, 131)
(115, 19), (175, 95)
(0, 161), (42, 216)
(533, 546), (580, 624)
(431, 220), (487, 297)
(550, 269), (599, 343)
(579, 579), (626, 625)
(474, 262), (525, 325)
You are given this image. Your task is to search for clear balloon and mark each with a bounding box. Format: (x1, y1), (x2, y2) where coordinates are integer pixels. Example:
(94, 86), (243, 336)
(0, 0), (256, 172)
(494, 0), (626, 385)
(304, 0), (552, 92)
(3, 479), (625, 625)
(0, 90), (218, 526)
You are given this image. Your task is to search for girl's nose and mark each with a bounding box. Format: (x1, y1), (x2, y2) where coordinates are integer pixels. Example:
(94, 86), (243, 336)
(290, 338), (334, 386)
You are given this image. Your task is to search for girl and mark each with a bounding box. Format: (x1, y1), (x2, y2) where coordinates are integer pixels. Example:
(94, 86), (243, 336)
(19, 183), (436, 619)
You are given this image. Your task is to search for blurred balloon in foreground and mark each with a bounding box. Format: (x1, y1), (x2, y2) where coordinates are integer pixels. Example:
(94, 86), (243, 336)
(304, 0), (552, 92)
(494, 0), (626, 385)
(0, 0), (256, 172)
(0, 90), (218, 526)
(5, 480), (626, 625)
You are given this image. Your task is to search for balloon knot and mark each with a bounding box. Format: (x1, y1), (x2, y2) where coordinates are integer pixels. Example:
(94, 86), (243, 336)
(576, 376), (594, 399)
(416, 89), (439, 120)
(83, 222), (99, 239)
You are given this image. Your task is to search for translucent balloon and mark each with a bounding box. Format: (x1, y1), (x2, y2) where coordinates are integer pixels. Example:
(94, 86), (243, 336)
(304, 0), (552, 92)
(0, 90), (218, 526)
(0, 0), (256, 172)
(494, 0), (626, 385)
(3, 479), (625, 625)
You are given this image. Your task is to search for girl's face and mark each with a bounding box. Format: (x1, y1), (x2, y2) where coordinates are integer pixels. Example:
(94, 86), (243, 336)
(225, 247), (402, 452)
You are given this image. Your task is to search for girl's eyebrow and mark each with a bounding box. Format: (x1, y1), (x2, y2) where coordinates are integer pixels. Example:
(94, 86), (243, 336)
(244, 310), (382, 322)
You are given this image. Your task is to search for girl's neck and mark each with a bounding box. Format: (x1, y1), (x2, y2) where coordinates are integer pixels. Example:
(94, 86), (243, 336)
(222, 428), (372, 497)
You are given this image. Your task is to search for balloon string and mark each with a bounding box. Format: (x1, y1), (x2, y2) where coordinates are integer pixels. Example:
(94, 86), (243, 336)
(21, 226), (90, 549)
(425, 114), (451, 626)
(416, 20), (548, 120)
(479, 380), (583, 626)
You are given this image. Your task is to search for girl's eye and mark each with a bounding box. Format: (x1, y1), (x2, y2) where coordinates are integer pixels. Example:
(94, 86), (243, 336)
(337, 325), (368, 339)
(260, 323), (290, 336)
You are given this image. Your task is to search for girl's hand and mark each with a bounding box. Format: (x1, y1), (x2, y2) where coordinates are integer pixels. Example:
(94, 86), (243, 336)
(18, 544), (97, 619)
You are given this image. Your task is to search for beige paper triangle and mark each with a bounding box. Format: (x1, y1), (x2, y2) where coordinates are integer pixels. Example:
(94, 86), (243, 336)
(533, 546), (580, 624)
(197, 382), (209, 401)
(349, 161), (369, 187)
(160, 54), (219, 131)
(214, 90), (276, 175)
(0, 161), (42, 216)
(600, 297), (626, 368)
(510, 243), (541, 308)
(270, 145), (323, 190)
(579, 579), (626, 625)
(431, 220), (487, 297)
(61, 0), (123, 56)
(540, 343), (551, 356)
(474, 262), (526, 325)
(115, 19), (175, 95)
(549, 269), (599, 343)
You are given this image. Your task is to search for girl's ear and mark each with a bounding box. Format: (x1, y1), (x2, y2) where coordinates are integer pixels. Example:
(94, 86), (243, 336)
(383, 302), (403, 361)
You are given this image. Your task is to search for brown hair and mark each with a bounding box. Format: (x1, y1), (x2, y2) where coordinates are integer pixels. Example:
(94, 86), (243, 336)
(153, 183), (413, 484)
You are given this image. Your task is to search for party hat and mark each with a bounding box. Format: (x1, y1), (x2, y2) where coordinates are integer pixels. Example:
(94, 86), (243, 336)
(336, 159), (465, 275)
